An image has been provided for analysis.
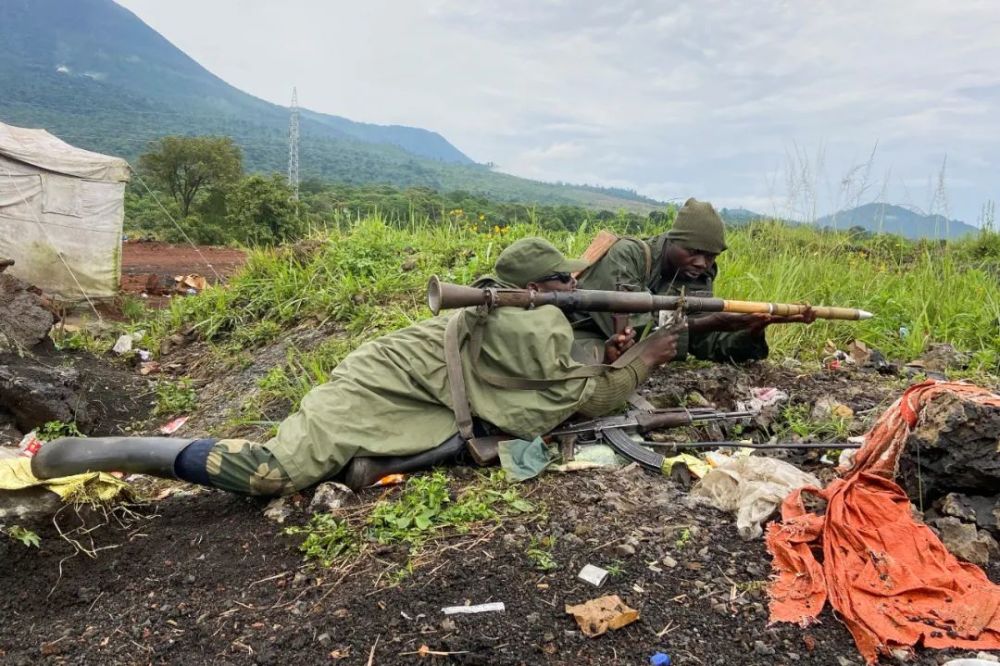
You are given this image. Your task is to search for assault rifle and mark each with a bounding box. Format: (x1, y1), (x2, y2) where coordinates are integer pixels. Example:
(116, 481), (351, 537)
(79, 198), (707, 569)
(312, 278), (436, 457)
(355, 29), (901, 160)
(467, 407), (862, 471)
(466, 407), (756, 467)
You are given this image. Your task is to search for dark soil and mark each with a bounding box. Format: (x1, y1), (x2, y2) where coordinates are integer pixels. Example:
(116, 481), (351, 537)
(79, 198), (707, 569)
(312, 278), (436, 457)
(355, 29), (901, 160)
(0, 349), (153, 445)
(2, 464), (997, 665)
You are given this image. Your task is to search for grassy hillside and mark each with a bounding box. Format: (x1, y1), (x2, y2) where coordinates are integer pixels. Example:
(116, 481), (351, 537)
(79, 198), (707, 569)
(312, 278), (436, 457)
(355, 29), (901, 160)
(0, 0), (661, 211)
(106, 218), (998, 417)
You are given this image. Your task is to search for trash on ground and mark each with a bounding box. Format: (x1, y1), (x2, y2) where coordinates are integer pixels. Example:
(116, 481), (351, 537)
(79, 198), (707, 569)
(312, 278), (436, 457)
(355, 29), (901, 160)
(112, 333), (133, 355)
(743, 387), (790, 410)
(263, 496), (294, 524)
(649, 652), (672, 666)
(174, 274), (208, 293)
(160, 415), (189, 435)
(1, 456), (131, 504)
(372, 474), (405, 487)
(661, 453), (710, 479)
(498, 437), (555, 482)
(767, 381), (1000, 664)
(565, 594), (640, 638)
(692, 455), (820, 540)
(441, 602), (505, 615)
(17, 430), (44, 458)
(811, 396), (854, 420)
(577, 564), (609, 587)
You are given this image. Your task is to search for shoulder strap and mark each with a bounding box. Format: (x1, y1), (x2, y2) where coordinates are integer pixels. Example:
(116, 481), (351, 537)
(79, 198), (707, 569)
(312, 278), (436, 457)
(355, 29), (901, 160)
(444, 313), (475, 440)
(619, 236), (652, 281)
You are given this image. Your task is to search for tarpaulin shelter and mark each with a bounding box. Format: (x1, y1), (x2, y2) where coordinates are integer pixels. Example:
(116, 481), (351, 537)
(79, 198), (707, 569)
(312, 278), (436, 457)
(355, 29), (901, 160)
(0, 121), (130, 300)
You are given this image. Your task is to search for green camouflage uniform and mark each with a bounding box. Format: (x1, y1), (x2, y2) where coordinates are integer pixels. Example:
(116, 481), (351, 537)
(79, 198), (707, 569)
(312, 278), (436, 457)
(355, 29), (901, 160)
(200, 238), (652, 496)
(571, 232), (768, 365)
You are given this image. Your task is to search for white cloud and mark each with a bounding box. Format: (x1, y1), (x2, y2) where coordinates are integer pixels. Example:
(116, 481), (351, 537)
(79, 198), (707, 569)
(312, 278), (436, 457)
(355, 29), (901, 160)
(115, 0), (1000, 222)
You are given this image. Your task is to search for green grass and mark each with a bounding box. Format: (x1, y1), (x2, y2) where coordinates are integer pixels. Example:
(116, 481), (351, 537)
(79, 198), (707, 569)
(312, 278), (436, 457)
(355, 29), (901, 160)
(284, 470), (534, 571)
(128, 216), (998, 417)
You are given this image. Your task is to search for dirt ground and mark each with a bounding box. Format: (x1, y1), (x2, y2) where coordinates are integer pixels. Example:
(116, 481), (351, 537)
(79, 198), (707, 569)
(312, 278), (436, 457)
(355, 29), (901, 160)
(2, 361), (998, 665)
(1, 467), (996, 665)
(118, 240), (246, 309)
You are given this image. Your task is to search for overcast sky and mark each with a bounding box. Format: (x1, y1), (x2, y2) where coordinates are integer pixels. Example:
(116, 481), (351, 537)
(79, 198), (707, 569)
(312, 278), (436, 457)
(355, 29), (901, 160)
(115, 0), (1000, 224)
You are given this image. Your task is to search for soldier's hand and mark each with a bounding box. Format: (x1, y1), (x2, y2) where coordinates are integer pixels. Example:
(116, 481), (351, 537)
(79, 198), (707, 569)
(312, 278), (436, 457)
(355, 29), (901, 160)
(639, 331), (679, 367)
(604, 327), (637, 363)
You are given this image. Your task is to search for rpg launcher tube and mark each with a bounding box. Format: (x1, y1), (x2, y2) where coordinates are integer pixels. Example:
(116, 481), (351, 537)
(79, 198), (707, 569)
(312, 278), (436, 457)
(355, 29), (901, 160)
(427, 276), (874, 321)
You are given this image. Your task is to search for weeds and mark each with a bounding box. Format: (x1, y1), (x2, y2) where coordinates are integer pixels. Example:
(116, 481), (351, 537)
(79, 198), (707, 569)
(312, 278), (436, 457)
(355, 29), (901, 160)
(776, 403), (852, 441)
(36, 420), (82, 440)
(2, 524), (41, 548)
(153, 378), (197, 416)
(285, 470), (534, 570)
(675, 527), (692, 550)
(526, 535), (558, 571)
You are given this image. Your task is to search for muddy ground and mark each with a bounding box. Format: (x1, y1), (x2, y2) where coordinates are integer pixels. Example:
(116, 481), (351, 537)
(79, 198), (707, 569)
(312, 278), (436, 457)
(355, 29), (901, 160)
(2, 360), (998, 665)
(118, 240), (246, 309)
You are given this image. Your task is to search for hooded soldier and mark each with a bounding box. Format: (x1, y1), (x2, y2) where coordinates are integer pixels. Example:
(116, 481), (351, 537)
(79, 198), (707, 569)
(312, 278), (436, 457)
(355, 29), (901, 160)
(571, 198), (815, 364)
(32, 238), (679, 494)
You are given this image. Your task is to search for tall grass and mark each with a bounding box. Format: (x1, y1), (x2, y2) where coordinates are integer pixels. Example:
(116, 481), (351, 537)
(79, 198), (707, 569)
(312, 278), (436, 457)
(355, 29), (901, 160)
(140, 216), (1000, 409)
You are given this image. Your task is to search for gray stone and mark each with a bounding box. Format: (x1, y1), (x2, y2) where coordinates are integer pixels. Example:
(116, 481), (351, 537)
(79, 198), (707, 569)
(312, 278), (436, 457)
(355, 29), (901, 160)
(615, 543), (636, 557)
(931, 516), (999, 565)
(0, 485), (61, 521)
(753, 640), (775, 656)
(262, 497), (294, 524)
(308, 481), (357, 514)
(936, 493), (977, 523)
(661, 555), (678, 568)
(0, 272), (55, 353)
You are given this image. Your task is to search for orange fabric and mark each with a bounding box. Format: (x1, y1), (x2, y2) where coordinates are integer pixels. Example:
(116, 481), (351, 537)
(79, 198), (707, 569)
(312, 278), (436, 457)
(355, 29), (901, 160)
(766, 380), (1000, 664)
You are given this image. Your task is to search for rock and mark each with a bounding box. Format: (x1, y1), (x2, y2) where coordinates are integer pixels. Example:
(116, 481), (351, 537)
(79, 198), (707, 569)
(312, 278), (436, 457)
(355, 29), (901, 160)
(615, 543), (636, 557)
(317, 633), (331, 646)
(919, 343), (970, 372)
(0, 485), (61, 521)
(661, 555), (678, 568)
(263, 497), (294, 524)
(753, 640), (775, 656)
(811, 396), (854, 421)
(931, 516), (999, 565)
(900, 395), (1000, 502)
(0, 272), (56, 353)
(400, 259), (418, 272)
(561, 533), (584, 548)
(935, 493), (978, 523)
(439, 618), (457, 632)
(976, 651), (1000, 662)
(308, 482), (357, 514)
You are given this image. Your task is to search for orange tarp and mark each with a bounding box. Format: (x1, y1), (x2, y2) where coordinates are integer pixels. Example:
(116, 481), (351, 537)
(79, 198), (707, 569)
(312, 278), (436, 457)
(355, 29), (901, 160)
(766, 381), (1000, 664)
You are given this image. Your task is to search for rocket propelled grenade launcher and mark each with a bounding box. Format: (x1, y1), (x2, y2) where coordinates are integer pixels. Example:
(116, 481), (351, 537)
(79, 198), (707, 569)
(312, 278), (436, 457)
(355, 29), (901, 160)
(427, 275), (874, 321)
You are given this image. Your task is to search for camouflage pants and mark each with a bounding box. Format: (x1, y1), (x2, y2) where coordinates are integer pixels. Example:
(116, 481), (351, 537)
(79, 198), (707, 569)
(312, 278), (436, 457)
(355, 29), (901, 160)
(205, 439), (296, 496)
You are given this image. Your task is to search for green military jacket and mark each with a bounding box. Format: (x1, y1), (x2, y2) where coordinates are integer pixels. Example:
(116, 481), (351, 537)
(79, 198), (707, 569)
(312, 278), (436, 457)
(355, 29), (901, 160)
(264, 304), (597, 490)
(571, 233), (768, 364)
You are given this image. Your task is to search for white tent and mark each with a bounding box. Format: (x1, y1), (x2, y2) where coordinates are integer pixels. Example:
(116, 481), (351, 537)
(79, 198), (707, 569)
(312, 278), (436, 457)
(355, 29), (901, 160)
(0, 121), (130, 301)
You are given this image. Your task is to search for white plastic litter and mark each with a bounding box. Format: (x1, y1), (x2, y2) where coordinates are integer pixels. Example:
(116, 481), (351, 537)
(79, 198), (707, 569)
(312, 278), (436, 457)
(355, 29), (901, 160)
(112, 334), (133, 355)
(692, 455), (820, 540)
(442, 602), (505, 615)
(941, 660), (1000, 666)
(578, 564), (609, 587)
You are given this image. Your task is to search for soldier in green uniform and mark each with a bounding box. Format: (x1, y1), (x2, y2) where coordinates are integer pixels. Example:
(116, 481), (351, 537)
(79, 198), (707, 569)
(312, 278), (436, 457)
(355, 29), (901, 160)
(571, 198), (815, 364)
(32, 238), (679, 495)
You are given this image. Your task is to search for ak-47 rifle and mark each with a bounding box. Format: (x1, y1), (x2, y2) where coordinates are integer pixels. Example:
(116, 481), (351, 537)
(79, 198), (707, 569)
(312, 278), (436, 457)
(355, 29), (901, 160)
(466, 407), (756, 467)
(467, 407), (863, 471)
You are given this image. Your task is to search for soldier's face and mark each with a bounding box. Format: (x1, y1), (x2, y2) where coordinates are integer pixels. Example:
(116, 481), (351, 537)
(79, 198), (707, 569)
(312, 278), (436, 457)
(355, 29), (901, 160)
(663, 244), (717, 280)
(528, 272), (577, 292)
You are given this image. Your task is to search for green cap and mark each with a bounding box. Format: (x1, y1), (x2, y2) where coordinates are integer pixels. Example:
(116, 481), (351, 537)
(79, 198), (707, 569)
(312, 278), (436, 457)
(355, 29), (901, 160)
(494, 237), (590, 287)
(665, 198), (727, 254)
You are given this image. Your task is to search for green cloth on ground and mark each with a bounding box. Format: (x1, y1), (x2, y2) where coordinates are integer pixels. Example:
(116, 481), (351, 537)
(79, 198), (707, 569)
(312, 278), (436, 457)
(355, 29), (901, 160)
(265, 304), (599, 491)
(0, 457), (131, 503)
(573, 234), (768, 364)
(498, 437), (555, 482)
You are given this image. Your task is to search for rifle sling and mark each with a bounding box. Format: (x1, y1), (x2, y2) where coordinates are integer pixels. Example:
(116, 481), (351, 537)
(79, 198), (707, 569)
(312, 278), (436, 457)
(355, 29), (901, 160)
(444, 312), (476, 441)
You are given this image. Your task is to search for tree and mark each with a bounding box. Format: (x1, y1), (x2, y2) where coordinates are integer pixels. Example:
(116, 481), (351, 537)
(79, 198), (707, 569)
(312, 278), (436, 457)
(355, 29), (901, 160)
(226, 174), (301, 245)
(138, 136), (243, 217)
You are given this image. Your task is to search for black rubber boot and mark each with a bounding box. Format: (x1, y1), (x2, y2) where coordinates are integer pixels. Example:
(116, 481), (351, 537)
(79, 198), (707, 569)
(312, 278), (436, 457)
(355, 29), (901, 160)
(341, 433), (466, 491)
(31, 437), (196, 480)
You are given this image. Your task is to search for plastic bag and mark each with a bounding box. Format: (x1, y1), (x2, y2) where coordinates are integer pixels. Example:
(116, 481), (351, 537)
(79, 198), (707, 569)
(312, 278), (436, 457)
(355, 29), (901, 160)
(692, 455), (820, 540)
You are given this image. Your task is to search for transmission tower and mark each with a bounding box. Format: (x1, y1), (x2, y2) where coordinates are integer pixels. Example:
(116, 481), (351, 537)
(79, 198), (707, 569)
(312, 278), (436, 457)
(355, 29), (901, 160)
(288, 87), (300, 200)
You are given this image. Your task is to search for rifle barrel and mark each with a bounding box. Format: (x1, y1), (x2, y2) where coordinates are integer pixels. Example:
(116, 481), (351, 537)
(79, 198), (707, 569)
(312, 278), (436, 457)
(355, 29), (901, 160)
(427, 276), (873, 321)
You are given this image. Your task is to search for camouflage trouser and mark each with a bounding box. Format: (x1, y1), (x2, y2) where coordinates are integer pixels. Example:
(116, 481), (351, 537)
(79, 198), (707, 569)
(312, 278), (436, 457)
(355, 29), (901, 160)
(205, 439), (296, 496)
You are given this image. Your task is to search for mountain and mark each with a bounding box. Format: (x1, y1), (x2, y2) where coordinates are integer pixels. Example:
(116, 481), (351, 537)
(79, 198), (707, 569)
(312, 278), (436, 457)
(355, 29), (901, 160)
(0, 0), (661, 211)
(815, 203), (978, 240)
